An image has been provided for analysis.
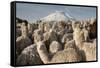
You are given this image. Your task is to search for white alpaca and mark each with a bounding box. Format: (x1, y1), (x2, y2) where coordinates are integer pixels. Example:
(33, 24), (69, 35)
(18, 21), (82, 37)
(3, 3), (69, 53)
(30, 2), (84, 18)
(82, 28), (89, 42)
(64, 40), (76, 50)
(64, 40), (86, 61)
(72, 21), (84, 49)
(49, 41), (62, 54)
(36, 41), (82, 64)
(82, 41), (96, 61)
(72, 21), (96, 61)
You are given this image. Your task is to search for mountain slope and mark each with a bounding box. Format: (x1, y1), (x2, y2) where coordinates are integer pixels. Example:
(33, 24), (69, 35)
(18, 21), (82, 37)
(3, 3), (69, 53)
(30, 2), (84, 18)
(41, 11), (75, 22)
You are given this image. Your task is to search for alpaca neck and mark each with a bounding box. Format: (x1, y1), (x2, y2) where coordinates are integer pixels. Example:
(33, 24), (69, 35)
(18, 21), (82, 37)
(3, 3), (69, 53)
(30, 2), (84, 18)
(37, 44), (50, 64)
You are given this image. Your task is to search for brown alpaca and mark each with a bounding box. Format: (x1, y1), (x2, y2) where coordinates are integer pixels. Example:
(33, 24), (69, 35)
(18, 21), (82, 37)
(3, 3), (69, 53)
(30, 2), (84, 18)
(61, 33), (73, 45)
(89, 18), (97, 39)
(16, 22), (32, 57)
(16, 44), (43, 65)
(36, 41), (82, 64)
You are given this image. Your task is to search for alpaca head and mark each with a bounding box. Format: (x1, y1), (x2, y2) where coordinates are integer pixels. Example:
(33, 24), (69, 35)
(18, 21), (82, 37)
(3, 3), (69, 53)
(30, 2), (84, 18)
(90, 18), (96, 25)
(49, 41), (62, 54)
(58, 21), (66, 29)
(44, 23), (51, 32)
(28, 23), (33, 33)
(61, 34), (72, 44)
(38, 23), (44, 31)
(64, 40), (76, 50)
(36, 41), (46, 50)
(72, 21), (81, 30)
(21, 22), (28, 36)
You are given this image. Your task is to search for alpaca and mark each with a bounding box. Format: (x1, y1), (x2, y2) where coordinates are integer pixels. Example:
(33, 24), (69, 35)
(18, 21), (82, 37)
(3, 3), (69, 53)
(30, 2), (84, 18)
(64, 40), (76, 50)
(57, 27), (68, 41)
(72, 21), (85, 49)
(36, 41), (82, 64)
(57, 21), (68, 40)
(64, 40), (86, 61)
(16, 27), (21, 38)
(82, 27), (89, 42)
(72, 21), (96, 61)
(82, 41), (96, 61)
(44, 22), (51, 32)
(28, 23), (34, 40)
(81, 20), (91, 42)
(33, 22), (44, 44)
(81, 26), (96, 61)
(89, 18), (97, 39)
(66, 22), (73, 33)
(49, 41), (62, 54)
(16, 22), (32, 57)
(44, 29), (58, 42)
(61, 33), (73, 45)
(16, 44), (43, 65)
(33, 29), (44, 44)
(28, 23), (33, 35)
(83, 18), (96, 39)
(43, 29), (58, 51)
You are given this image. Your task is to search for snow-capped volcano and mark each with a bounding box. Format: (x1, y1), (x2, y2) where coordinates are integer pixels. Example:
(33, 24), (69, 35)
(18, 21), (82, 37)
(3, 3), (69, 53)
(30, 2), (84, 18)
(41, 11), (75, 22)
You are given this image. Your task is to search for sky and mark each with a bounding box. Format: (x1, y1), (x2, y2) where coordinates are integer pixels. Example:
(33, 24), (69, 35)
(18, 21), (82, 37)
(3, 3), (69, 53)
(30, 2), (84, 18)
(16, 3), (97, 23)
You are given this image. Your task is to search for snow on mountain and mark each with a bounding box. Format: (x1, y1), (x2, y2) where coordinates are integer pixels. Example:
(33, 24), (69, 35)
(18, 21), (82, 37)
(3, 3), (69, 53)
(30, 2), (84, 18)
(40, 11), (75, 22)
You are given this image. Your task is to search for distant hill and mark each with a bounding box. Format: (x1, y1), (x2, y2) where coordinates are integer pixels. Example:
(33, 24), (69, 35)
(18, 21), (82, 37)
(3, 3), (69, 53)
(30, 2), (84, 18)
(16, 17), (28, 24)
